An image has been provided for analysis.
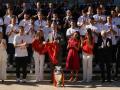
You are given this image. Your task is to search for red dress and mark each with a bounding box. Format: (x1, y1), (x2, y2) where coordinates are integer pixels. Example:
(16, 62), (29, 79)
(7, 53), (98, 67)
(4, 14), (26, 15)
(66, 38), (80, 70)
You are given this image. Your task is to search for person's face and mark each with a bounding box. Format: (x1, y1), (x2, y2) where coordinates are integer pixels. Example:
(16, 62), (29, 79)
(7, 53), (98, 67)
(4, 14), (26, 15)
(11, 18), (16, 24)
(97, 9), (101, 15)
(66, 10), (71, 16)
(46, 20), (51, 27)
(24, 14), (29, 20)
(30, 19), (34, 24)
(49, 3), (53, 8)
(36, 2), (41, 9)
(19, 28), (24, 35)
(111, 11), (115, 16)
(53, 14), (58, 19)
(107, 17), (112, 23)
(51, 23), (57, 31)
(88, 19), (94, 24)
(88, 7), (93, 13)
(70, 21), (75, 28)
(22, 3), (27, 9)
(37, 13), (43, 20)
(73, 32), (78, 38)
(8, 9), (13, 15)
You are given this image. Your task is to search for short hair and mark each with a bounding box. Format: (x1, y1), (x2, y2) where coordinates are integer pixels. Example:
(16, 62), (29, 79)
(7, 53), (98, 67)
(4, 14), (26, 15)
(11, 15), (16, 19)
(18, 26), (24, 30)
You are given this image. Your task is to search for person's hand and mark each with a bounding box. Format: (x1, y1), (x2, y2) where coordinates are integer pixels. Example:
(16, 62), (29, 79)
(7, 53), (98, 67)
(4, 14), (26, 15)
(43, 41), (46, 44)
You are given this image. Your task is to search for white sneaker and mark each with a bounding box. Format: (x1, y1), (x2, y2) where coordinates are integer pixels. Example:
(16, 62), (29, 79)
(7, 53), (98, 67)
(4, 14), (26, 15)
(16, 78), (20, 83)
(86, 80), (92, 83)
(21, 79), (27, 83)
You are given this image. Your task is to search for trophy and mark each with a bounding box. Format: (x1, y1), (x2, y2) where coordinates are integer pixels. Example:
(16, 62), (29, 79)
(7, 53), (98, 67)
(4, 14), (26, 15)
(53, 66), (64, 87)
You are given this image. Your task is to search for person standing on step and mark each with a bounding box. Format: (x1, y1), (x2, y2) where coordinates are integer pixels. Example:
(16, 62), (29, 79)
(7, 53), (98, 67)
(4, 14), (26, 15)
(81, 28), (94, 83)
(32, 30), (45, 82)
(66, 31), (81, 82)
(0, 32), (7, 83)
(6, 15), (18, 68)
(13, 26), (28, 83)
(97, 30), (113, 83)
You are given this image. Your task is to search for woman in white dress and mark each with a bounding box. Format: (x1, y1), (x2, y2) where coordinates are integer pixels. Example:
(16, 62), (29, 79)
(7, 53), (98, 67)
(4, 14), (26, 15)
(0, 32), (7, 83)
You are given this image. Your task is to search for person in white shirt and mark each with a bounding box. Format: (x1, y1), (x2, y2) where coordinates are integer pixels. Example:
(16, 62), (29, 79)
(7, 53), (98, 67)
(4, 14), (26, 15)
(25, 17), (35, 65)
(85, 17), (99, 65)
(13, 26), (28, 83)
(77, 9), (89, 36)
(34, 11), (47, 32)
(93, 7), (106, 24)
(42, 19), (52, 42)
(104, 16), (117, 67)
(66, 20), (79, 39)
(104, 16), (118, 45)
(0, 17), (3, 33)
(19, 12), (31, 32)
(4, 8), (18, 27)
(63, 9), (73, 29)
(86, 17), (98, 43)
(6, 15), (19, 67)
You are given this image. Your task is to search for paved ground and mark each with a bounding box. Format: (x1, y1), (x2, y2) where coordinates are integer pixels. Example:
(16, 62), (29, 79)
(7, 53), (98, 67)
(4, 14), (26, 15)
(0, 80), (120, 90)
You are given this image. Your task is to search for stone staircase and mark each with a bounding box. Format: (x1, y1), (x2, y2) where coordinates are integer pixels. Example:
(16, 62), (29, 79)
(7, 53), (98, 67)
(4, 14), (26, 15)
(6, 60), (117, 81)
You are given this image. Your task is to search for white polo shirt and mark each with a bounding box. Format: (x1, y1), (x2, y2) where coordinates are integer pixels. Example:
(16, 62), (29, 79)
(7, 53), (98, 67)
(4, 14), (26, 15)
(112, 17), (120, 26)
(6, 24), (19, 43)
(13, 34), (28, 57)
(93, 14), (106, 23)
(34, 19), (47, 31)
(95, 23), (106, 33)
(104, 23), (119, 45)
(66, 27), (79, 37)
(77, 15), (89, 36)
(19, 19), (32, 39)
(0, 17), (3, 32)
(4, 15), (18, 26)
(77, 15), (89, 26)
(86, 24), (98, 43)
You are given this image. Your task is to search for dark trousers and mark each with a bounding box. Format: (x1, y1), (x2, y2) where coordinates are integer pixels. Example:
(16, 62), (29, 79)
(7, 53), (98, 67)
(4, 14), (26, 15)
(15, 57), (28, 79)
(27, 44), (33, 64)
(99, 61), (112, 81)
(7, 43), (15, 65)
(98, 49), (112, 81)
(115, 45), (120, 77)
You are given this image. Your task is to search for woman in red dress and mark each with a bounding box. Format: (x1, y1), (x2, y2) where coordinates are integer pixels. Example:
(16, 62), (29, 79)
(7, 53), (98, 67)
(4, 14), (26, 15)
(66, 31), (81, 81)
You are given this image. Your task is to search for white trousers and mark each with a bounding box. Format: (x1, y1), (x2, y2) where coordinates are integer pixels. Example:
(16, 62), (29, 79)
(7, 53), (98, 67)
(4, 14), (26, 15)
(33, 52), (45, 81)
(82, 52), (93, 82)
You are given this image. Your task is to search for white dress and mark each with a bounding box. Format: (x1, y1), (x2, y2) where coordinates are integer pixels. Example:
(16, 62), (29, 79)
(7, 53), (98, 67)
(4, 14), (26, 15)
(0, 39), (7, 80)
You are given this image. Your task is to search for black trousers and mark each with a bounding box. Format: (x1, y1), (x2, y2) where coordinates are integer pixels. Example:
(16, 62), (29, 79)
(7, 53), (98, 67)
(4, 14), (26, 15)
(98, 50), (112, 81)
(115, 45), (120, 77)
(7, 43), (15, 65)
(27, 44), (33, 64)
(99, 61), (112, 81)
(15, 57), (28, 79)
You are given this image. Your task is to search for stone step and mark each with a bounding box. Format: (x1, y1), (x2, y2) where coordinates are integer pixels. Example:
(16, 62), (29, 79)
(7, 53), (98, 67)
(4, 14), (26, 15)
(7, 73), (102, 80)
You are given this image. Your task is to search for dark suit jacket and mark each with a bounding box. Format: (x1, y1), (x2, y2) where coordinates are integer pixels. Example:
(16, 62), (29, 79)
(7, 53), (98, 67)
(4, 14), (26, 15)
(97, 35), (113, 62)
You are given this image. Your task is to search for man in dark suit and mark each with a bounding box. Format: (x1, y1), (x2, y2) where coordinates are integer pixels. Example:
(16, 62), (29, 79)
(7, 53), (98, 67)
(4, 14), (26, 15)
(97, 30), (113, 83)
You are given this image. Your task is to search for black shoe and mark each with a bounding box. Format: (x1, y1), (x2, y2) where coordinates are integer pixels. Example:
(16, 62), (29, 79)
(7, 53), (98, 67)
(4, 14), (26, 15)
(106, 80), (112, 83)
(101, 80), (105, 83)
(2, 80), (4, 83)
(114, 77), (118, 81)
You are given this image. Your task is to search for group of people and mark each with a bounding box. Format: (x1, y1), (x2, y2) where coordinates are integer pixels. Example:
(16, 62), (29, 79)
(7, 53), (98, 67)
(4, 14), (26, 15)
(0, 1), (120, 84)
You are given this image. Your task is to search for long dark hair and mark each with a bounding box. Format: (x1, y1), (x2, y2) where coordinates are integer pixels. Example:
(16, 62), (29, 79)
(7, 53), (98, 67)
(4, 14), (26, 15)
(35, 30), (44, 42)
(86, 28), (93, 45)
